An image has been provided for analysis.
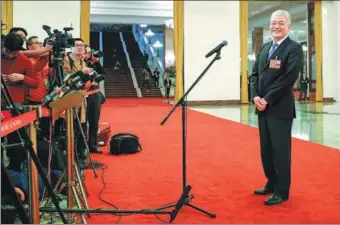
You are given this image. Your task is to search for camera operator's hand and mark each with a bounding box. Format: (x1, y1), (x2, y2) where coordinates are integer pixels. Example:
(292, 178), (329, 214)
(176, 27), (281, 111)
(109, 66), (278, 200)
(92, 57), (100, 63)
(84, 80), (93, 90)
(2, 74), (8, 82)
(46, 37), (55, 47)
(15, 187), (25, 201)
(8, 73), (24, 82)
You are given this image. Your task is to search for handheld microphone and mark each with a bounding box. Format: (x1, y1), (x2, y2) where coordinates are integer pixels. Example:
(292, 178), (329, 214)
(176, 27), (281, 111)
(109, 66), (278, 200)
(205, 40), (228, 58)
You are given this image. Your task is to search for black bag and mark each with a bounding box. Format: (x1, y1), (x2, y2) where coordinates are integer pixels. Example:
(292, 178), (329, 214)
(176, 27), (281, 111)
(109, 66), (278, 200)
(109, 133), (142, 155)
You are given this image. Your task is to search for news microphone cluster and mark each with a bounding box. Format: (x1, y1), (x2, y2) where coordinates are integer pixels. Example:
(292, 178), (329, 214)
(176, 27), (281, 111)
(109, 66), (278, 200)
(42, 70), (90, 105)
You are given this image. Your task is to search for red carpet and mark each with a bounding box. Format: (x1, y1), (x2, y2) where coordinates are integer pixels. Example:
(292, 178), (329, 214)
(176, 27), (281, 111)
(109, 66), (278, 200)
(84, 98), (340, 224)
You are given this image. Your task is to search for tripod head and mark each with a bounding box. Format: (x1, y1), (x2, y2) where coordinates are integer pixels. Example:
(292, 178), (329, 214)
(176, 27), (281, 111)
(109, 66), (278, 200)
(42, 24), (76, 90)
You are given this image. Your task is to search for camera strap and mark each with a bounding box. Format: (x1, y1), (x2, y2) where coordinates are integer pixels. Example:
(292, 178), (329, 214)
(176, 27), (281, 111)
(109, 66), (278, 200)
(67, 55), (74, 71)
(67, 55), (85, 72)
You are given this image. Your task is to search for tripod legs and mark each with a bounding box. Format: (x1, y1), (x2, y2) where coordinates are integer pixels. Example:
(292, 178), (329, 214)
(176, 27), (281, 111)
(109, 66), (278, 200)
(186, 202), (216, 218)
(155, 192), (216, 220)
(72, 108), (97, 177)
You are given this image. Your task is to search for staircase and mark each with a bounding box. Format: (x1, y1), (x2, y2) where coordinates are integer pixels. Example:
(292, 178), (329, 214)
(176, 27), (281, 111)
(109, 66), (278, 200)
(123, 32), (163, 97)
(104, 68), (137, 97)
(103, 32), (137, 97)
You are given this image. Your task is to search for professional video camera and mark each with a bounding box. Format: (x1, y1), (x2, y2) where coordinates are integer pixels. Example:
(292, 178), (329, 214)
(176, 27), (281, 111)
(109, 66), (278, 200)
(42, 25), (75, 50)
(42, 24), (76, 94)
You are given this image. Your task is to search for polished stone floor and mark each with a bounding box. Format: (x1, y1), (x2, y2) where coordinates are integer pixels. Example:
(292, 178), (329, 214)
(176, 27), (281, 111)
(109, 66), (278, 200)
(190, 102), (340, 150)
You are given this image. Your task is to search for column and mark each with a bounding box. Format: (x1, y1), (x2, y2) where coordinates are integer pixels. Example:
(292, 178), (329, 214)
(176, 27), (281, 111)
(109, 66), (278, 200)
(252, 27), (263, 56)
(307, 2), (316, 100)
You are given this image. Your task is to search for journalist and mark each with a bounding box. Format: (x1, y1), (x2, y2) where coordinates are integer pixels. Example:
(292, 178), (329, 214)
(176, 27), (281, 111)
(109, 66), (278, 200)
(9, 27), (28, 50)
(25, 36), (49, 105)
(1, 32), (39, 104)
(63, 38), (93, 166)
(1, 32), (39, 174)
(84, 45), (106, 154)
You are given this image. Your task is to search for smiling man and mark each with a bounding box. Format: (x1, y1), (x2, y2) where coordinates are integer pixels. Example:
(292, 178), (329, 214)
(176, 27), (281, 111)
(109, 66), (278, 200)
(249, 10), (303, 205)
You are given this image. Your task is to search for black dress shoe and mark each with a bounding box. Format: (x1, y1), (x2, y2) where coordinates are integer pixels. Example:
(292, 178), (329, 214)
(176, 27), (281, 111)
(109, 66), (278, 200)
(90, 148), (103, 154)
(254, 187), (274, 195)
(264, 194), (288, 205)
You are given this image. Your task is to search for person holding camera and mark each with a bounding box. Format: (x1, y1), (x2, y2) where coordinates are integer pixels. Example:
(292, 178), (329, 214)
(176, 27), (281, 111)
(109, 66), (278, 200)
(84, 45), (106, 154)
(24, 36), (50, 105)
(9, 27), (28, 50)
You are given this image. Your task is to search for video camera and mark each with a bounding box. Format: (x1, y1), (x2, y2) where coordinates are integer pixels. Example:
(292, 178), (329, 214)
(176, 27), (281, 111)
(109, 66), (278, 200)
(42, 25), (75, 50)
(90, 50), (103, 58)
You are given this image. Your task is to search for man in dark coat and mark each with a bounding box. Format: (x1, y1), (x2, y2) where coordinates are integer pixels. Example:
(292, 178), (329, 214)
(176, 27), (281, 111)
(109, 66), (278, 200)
(249, 9), (303, 205)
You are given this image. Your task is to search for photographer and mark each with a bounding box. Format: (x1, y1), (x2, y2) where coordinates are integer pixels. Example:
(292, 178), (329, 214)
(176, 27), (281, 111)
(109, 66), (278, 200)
(25, 36), (50, 105)
(1, 32), (39, 105)
(84, 45), (106, 154)
(9, 27), (28, 50)
(63, 38), (93, 166)
(1, 32), (39, 174)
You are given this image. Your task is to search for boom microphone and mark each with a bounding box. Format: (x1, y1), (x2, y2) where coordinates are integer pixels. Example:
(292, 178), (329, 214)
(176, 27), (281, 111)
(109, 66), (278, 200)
(205, 40), (228, 58)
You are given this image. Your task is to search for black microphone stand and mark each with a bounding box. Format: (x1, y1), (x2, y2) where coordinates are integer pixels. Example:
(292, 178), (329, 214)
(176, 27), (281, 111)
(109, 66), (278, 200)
(156, 49), (224, 219)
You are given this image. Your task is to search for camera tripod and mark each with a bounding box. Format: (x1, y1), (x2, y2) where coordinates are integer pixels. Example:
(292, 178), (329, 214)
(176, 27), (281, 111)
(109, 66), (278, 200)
(48, 53), (97, 177)
(1, 75), (68, 224)
(156, 47), (226, 219)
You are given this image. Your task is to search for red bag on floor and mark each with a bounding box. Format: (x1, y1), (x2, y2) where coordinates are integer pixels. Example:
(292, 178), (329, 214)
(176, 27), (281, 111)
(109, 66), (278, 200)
(97, 122), (111, 146)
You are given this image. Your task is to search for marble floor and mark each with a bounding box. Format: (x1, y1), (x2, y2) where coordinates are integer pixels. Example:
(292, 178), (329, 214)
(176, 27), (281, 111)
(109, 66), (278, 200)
(190, 102), (340, 150)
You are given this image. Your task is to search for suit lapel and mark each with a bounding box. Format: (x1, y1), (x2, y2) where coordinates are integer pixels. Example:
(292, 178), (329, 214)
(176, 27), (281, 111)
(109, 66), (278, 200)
(261, 43), (271, 70)
(263, 37), (291, 71)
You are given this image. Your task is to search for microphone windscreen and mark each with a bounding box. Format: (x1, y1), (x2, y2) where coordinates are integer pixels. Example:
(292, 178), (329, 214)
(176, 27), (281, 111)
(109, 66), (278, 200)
(80, 73), (91, 82)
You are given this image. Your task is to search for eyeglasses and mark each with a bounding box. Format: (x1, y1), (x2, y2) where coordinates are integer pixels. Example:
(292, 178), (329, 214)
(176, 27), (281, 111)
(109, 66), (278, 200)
(30, 42), (43, 45)
(75, 44), (84, 48)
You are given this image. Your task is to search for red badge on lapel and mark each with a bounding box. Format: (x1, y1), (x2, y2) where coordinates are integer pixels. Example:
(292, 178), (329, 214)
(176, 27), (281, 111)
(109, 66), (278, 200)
(269, 57), (281, 69)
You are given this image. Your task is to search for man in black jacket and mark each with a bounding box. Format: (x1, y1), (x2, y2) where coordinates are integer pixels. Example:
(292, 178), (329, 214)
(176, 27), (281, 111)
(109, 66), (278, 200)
(84, 46), (106, 154)
(249, 10), (303, 205)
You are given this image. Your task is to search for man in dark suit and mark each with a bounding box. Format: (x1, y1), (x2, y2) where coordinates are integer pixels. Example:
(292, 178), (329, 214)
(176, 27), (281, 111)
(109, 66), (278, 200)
(164, 75), (172, 98)
(299, 75), (309, 101)
(249, 10), (303, 205)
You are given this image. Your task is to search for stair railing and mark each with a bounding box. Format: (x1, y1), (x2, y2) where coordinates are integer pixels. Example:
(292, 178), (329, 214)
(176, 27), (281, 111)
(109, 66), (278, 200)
(133, 25), (164, 74)
(120, 32), (142, 97)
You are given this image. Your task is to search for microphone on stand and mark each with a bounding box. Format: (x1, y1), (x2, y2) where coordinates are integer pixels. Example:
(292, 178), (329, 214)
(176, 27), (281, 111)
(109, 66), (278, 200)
(205, 40), (228, 58)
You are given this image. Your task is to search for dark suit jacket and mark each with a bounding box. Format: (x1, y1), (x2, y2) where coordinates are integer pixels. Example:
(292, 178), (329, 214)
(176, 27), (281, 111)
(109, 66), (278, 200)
(250, 37), (303, 119)
(164, 79), (172, 88)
